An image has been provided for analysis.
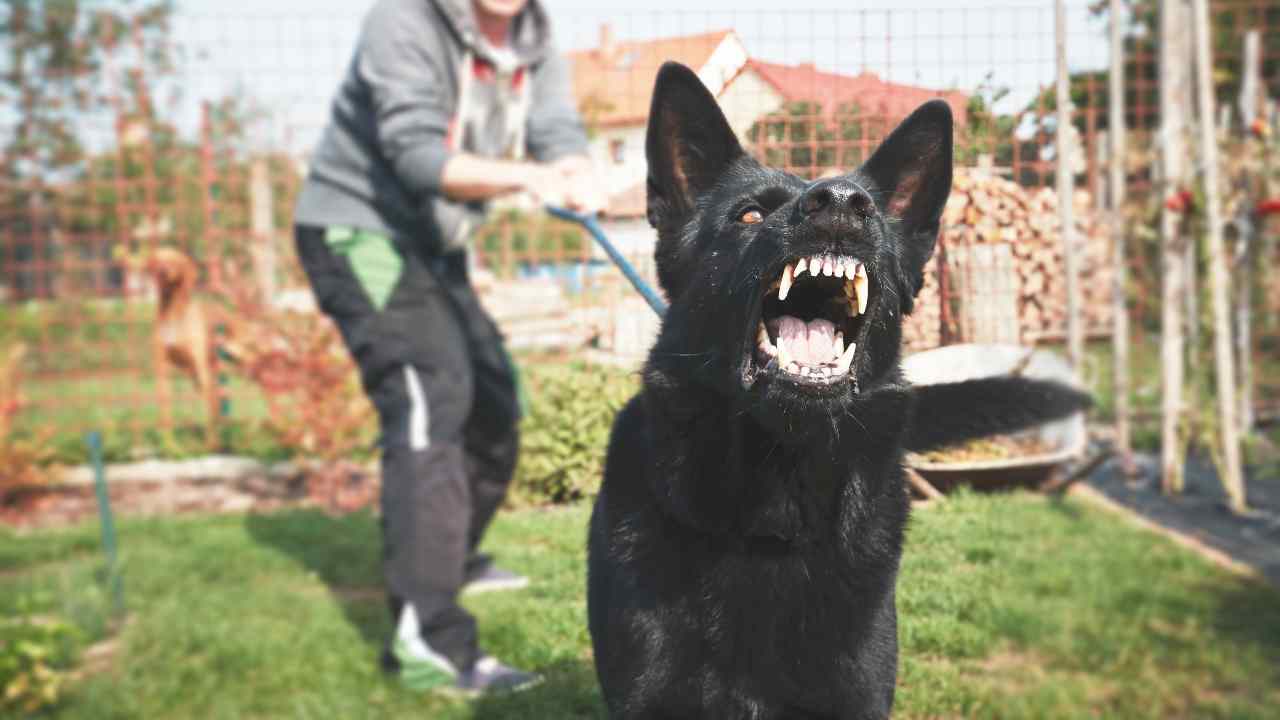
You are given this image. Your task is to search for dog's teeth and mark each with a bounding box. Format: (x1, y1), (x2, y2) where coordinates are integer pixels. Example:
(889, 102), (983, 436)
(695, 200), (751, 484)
(794, 258), (807, 277)
(779, 263), (794, 301)
(786, 362), (800, 374)
(854, 263), (869, 314)
(835, 341), (857, 375)
(835, 261), (847, 279)
(811, 255), (822, 274)
(823, 257), (834, 276)
(801, 366), (811, 376)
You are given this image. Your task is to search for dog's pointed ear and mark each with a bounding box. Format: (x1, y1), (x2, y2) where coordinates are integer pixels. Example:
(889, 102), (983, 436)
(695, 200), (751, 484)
(859, 100), (953, 301)
(645, 62), (744, 231)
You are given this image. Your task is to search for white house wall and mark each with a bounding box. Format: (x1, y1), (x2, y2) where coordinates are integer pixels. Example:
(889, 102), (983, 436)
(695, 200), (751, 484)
(584, 33), (750, 203)
(696, 33), (749, 96)
(716, 68), (786, 141)
(589, 125), (649, 198)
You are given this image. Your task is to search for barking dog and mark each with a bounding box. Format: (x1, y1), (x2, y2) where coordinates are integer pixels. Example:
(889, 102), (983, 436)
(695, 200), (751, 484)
(586, 63), (1090, 720)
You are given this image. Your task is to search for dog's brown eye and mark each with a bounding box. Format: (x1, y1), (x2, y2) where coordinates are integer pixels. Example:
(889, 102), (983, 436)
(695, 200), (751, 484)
(739, 208), (764, 225)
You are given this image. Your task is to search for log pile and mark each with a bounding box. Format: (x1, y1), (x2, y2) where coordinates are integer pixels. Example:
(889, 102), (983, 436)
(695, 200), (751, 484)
(939, 170), (1113, 344)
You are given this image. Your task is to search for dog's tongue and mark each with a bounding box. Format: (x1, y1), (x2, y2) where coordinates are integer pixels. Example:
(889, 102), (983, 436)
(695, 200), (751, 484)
(771, 316), (840, 364)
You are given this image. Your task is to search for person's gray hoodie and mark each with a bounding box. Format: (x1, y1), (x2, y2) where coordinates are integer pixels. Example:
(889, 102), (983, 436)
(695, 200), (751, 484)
(294, 0), (588, 253)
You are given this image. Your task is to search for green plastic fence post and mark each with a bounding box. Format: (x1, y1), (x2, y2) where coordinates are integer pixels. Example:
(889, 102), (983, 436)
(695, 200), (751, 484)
(215, 323), (231, 418)
(86, 432), (124, 616)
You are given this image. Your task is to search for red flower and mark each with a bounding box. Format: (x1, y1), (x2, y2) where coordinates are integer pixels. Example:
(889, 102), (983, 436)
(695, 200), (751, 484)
(1255, 198), (1280, 216)
(1165, 190), (1194, 213)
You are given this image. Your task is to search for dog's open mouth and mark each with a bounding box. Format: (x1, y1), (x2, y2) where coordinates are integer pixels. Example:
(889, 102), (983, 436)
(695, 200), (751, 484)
(755, 254), (870, 385)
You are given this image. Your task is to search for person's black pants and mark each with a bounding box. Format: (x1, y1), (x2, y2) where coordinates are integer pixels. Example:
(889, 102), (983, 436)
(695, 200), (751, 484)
(295, 224), (519, 672)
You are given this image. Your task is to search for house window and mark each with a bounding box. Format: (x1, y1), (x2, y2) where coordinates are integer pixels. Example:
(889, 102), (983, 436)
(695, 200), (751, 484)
(609, 138), (626, 165)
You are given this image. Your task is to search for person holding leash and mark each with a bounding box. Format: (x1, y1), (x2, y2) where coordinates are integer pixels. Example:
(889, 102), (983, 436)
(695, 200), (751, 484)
(293, 0), (600, 694)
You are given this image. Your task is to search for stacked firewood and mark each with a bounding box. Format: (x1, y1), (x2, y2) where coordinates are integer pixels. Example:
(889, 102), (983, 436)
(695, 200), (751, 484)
(940, 171), (1113, 343)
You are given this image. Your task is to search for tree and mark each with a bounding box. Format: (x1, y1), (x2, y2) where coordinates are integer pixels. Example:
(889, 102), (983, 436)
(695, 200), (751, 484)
(1, 1), (175, 180)
(0, 0), (175, 298)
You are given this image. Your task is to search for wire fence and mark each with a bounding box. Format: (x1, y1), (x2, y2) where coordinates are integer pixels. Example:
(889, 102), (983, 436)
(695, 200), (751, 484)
(2, 1), (1278, 462)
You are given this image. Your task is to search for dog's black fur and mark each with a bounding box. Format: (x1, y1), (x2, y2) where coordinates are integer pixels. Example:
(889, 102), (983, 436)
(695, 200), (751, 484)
(586, 63), (1091, 720)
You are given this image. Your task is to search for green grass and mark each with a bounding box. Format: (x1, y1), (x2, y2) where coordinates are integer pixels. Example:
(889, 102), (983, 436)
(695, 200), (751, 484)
(2, 492), (1277, 719)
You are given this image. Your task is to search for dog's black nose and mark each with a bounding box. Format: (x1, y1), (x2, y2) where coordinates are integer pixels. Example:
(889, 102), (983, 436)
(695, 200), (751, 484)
(799, 178), (874, 223)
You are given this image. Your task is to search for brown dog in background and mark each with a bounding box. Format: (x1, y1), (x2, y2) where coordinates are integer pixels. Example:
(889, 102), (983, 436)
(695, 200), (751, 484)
(137, 247), (220, 441)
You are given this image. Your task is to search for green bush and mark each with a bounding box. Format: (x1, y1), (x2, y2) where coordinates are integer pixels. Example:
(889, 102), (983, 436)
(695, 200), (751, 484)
(510, 361), (639, 505)
(0, 612), (80, 715)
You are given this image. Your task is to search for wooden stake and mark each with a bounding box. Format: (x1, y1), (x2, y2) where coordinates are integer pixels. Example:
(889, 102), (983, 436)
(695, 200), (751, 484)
(1236, 30), (1262, 435)
(1159, 0), (1192, 495)
(249, 158), (277, 302)
(1162, 1), (1187, 491)
(1191, 0), (1247, 513)
(1055, 0), (1084, 370)
(1108, 0), (1134, 475)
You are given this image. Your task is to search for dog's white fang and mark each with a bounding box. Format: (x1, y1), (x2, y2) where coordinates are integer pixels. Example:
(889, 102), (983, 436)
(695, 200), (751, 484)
(794, 257), (807, 277)
(779, 263), (794, 301)
(835, 342), (857, 375)
(854, 263), (868, 314)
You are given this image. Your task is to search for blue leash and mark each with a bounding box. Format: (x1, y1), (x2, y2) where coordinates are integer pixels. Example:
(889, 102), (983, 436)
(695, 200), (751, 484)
(545, 206), (667, 317)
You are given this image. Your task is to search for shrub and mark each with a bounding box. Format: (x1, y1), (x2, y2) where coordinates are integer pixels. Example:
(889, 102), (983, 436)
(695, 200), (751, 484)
(0, 343), (53, 496)
(0, 613), (80, 715)
(217, 275), (377, 512)
(510, 361), (639, 505)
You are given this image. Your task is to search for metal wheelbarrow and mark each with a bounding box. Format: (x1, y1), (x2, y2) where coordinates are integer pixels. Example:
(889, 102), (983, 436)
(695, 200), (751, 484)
(901, 343), (1088, 492)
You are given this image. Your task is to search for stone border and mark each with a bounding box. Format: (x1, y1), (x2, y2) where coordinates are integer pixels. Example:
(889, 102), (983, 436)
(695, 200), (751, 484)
(50, 455), (301, 487)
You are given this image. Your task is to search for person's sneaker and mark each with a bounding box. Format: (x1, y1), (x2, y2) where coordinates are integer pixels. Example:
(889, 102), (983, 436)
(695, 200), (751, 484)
(455, 655), (542, 694)
(383, 604), (463, 691)
(462, 561), (529, 595)
(382, 605), (540, 696)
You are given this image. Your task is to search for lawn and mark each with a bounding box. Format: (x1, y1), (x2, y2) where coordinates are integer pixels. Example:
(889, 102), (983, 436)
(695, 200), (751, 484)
(2, 492), (1278, 719)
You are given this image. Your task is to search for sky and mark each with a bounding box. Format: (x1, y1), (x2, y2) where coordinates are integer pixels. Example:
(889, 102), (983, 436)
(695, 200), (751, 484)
(49, 1), (1116, 157)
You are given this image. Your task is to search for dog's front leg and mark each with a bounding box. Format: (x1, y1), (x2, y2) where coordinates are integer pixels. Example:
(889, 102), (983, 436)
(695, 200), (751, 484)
(153, 335), (173, 435)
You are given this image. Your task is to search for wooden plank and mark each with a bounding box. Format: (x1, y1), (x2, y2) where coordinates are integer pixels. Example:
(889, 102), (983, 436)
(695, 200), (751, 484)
(904, 467), (945, 502)
(1067, 485), (1273, 587)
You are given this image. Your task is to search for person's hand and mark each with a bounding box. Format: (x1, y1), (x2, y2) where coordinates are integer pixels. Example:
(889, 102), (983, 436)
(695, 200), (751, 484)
(531, 155), (606, 215)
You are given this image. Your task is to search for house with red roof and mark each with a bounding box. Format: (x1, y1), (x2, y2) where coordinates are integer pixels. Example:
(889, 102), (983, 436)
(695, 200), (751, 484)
(722, 60), (968, 135)
(568, 27), (750, 211)
(567, 27), (968, 220)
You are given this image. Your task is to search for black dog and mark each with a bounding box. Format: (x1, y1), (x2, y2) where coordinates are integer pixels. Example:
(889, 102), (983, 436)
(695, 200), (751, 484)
(586, 63), (1090, 719)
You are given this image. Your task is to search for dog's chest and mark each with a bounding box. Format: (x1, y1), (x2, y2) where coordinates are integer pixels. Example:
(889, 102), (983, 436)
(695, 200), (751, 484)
(642, 543), (890, 711)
